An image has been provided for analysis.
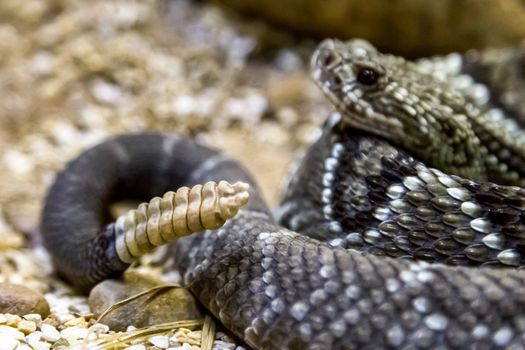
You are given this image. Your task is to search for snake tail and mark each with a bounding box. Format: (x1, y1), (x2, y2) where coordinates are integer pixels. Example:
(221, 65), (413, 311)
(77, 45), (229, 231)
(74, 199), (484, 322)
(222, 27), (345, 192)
(41, 133), (264, 291)
(114, 180), (250, 263)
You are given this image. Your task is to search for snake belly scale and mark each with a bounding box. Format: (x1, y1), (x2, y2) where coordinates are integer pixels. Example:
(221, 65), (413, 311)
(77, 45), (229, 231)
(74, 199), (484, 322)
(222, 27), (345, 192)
(41, 40), (525, 349)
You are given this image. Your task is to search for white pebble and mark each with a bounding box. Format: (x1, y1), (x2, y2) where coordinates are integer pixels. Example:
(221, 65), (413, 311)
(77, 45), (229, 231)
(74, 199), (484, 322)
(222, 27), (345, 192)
(27, 341), (50, 350)
(212, 340), (236, 350)
(60, 326), (89, 343)
(22, 314), (41, 323)
(54, 313), (74, 324)
(149, 335), (169, 348)
(30, 51), (55, 75)
(41, 324), (61, 342)
(0, 315), (7, 324)
(91, 79), (122, 105)
(24, 331), (42, 345)
(3, 150), (33, 174)
(88, 323), (110, 334)
(4, 315), (21, 327)
(125, 345), (146, 350)
(0, 326), (24, 340)
(169, 335), (181, 346)
(16, 344), (32, 350)
(17, 321), (36, 334)
(0, 336), (18, 350)
(169, 344), (192, 350)
(173, 95), (198, 116)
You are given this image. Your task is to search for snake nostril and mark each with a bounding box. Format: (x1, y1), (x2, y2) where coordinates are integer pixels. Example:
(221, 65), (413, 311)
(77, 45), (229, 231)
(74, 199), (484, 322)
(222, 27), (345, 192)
(318, 50), (338, 69)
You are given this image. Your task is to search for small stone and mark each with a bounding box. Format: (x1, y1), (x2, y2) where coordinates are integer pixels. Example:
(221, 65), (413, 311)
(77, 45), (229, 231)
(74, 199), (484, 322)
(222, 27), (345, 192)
(91, 79), (122, 105)
(0, 284), (50, 318)
(0, 335), (18, 350)
(17, 320), (36, 334)
(4, 315), (21, 327)
(0, 325), (24, 340)
(22, 314), (41, 323)
(28, 341), (50, 350)
(16, 344), (32, 350)
(169, 335), (181, 346)
(88, 323), (110, 334)
(0, 315), (6, 324)
(24, 330), (42, 345)
(212, 340), (236, 350)
(149, 335), (169, 348)
(170, 345), (192, 350)
(125, 345), (146, 350)
(41, 324), (61, 342)
(63, 317), (88, 328)
(88, 274), (202, 331)
(60, 326), (89, 343)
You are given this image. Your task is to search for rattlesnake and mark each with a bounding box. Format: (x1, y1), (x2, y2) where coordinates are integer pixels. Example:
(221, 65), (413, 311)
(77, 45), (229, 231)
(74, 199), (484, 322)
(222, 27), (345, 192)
(42, 39), (525, 349)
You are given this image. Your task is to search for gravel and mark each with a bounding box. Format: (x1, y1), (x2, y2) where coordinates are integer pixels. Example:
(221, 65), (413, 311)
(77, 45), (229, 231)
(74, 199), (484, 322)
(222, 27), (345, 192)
(0, 0), (327, 349)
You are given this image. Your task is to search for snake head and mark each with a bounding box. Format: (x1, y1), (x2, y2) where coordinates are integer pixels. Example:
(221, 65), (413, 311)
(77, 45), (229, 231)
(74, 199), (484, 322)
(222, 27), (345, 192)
(311, 39), (484, 175)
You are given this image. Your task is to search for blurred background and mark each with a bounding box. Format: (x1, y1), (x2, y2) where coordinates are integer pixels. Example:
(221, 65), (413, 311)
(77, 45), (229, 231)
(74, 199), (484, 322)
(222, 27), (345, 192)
(0, 0), (524, 348)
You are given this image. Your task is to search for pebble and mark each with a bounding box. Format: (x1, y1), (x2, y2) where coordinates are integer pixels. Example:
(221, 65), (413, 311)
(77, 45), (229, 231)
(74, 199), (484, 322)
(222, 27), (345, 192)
(24, 330), (42, 344)
(0, 325), (24, 340)
(0, 336), (18, 350)
(60, 326), (89, 343)
(88, 275), (202, 331)
(88, 323), (109, 334)
(29, 341), (50, 350)
(22, 314), (42, 323)
(125, 345), (146, 350)
(17, 320), (36, 334)
(149, 335), (170, 348)
(213, 340), (236, 350)
(40, 324), (60, 342)
(0, 284), (49, 318)
(4, 315), (21, 327)
(91, 79), (123, 105)
(169, 345), (192, 350)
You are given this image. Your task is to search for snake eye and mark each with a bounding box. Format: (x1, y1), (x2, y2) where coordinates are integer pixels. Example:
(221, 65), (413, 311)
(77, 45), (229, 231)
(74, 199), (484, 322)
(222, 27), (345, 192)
(356, 68), (379, 85)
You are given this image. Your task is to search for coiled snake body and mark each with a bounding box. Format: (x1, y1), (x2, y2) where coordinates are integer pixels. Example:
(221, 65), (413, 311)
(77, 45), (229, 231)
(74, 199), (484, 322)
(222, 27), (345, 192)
(42, 40), (525, 349)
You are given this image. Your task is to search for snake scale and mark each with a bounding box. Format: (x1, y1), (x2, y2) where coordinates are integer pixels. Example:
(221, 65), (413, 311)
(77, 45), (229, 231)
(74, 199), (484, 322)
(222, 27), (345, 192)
(41, 39), (525, 349)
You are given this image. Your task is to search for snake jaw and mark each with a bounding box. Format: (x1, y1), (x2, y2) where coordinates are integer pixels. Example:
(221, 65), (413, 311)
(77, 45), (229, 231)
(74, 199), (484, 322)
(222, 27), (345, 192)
(114, 180), (250, 263)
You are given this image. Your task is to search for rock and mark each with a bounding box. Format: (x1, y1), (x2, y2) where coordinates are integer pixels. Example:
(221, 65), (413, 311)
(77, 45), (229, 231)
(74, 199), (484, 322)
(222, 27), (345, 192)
(60, 326), (89, 344)
(149, 335), (169, 348)
(0, 335), (19, 350)
(17, 320), (36, 334)
(212, 0), (525, 57)
(0, 325), (24, 340)
(125, 345), (146, 350)
(40, 324), (60, 342)
(88, 273), (203, 331)
(0, 283), (50, 317)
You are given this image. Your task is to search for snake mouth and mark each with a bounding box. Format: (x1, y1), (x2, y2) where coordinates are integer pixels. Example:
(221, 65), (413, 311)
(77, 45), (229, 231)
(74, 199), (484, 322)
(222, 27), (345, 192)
(314, 76), (401, 144)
